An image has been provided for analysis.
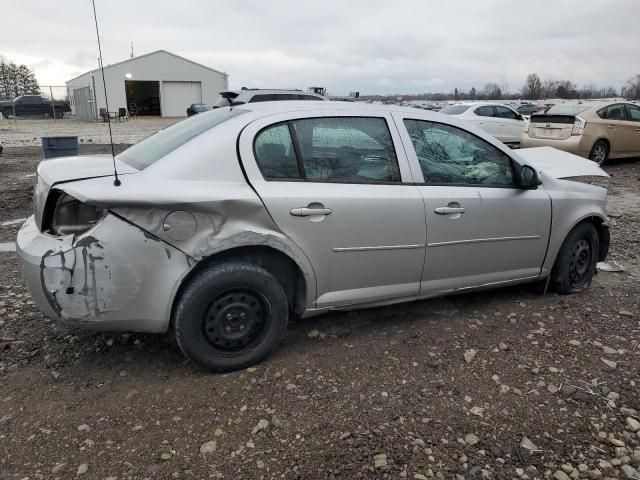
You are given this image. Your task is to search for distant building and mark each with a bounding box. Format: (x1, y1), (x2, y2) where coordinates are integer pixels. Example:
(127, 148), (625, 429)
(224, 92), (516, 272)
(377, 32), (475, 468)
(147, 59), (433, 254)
(66, 50), (228, 119)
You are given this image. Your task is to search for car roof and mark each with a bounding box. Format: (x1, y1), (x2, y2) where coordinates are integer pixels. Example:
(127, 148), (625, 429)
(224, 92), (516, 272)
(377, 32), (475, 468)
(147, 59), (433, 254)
(233, 100), (421, 115)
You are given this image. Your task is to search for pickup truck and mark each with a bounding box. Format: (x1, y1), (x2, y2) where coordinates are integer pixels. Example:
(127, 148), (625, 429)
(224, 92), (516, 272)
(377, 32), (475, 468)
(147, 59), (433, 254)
(0, 95), (71, 119)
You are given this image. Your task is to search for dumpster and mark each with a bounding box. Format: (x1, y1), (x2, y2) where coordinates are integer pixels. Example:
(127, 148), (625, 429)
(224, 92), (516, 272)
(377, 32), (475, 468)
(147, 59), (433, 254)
(41, 136), (78, 159)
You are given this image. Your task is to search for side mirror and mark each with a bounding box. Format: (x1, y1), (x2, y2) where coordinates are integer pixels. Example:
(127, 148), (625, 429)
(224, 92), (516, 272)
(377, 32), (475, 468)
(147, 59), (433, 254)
(517, 114), (525, 121)
(518, 165), (540, 190)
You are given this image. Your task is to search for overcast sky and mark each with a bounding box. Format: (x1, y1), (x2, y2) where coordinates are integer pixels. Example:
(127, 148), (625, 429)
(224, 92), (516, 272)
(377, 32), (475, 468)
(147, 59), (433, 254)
(3, 0), (639, 95)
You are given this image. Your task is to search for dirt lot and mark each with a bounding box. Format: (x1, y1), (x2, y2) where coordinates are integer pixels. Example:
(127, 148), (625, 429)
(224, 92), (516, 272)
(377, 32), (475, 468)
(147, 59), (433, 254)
(0, 146), (639, 480)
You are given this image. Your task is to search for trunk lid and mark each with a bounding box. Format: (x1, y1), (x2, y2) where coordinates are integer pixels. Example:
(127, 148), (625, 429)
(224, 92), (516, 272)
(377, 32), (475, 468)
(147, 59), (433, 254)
(527, 114), (576, 140)
(34, 155), (138, 230)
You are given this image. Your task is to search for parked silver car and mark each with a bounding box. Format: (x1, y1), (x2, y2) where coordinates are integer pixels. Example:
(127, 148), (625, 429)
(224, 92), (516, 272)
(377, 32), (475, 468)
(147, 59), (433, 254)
(17, 102), (610, 372)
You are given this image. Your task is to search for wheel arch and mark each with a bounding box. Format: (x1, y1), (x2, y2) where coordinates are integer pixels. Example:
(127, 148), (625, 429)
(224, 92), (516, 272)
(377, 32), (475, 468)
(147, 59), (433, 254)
(170, 244), (312, 329)
(545, 213), (609, 275)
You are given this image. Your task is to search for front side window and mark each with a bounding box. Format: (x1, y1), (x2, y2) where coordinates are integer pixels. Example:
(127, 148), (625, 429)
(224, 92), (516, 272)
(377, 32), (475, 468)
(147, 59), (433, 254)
(254, 123), (301, 179)
(625, 104), (640, 121)
(474, 106), (495, 117)
(403, 119), (514, 186)
(291, 117), (401, 183)
(494, 105), (519, 120)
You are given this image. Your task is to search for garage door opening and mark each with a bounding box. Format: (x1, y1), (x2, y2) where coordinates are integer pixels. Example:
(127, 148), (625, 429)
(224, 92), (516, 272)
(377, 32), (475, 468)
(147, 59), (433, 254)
(125, 80), (161, 116)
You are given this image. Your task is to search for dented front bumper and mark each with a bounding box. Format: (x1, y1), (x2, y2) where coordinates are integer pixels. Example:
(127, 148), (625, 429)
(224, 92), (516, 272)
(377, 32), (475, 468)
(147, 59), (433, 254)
(16, 214), (192, 333)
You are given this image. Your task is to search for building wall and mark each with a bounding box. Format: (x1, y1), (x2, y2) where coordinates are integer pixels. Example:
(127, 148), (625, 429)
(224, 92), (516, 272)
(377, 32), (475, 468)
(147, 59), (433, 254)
(66, 51), (228, 118)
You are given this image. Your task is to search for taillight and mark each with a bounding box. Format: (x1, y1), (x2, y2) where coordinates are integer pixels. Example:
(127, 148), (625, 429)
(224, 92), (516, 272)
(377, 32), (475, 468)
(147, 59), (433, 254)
(46, 191), (105, 236)
(571, 116), (586, 136)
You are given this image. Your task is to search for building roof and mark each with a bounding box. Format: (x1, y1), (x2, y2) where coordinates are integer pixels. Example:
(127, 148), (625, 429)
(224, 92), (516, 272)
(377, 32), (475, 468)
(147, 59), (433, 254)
(66, 49), (228, 83)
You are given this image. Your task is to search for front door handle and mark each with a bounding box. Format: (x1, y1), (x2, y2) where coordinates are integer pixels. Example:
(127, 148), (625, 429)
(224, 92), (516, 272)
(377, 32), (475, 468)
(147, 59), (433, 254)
(435, 206), (466, 215)
(290, 207), (333, 217)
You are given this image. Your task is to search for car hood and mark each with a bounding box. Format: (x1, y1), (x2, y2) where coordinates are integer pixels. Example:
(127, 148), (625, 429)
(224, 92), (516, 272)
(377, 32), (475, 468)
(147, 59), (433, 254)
(33, 154), (138, 230)
(515, 147), (609, 179)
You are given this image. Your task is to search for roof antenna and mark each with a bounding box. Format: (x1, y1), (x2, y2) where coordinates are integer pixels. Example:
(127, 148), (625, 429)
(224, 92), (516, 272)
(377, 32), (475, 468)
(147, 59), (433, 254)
(91, 0), (120, 186)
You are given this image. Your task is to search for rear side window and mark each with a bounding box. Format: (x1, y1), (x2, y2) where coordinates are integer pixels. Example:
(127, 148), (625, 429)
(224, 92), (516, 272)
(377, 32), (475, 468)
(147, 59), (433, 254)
(254, 123), (301, 179)
(254, 117), (401, 183)
(249, 94), (275, 103)
(598, 104), (626, 120)
(494, 106), (519, 120)
(403, 119), (514, 186)
(119, 108), (247, 170)
(474, 106), (495, 117)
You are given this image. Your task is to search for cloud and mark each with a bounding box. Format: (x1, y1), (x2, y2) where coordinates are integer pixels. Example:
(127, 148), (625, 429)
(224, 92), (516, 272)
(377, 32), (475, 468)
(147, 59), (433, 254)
(3, 0), (638, 94)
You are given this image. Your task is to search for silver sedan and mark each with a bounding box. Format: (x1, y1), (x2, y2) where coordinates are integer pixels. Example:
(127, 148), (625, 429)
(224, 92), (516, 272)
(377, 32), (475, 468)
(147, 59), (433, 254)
(17, 101), (610, 371)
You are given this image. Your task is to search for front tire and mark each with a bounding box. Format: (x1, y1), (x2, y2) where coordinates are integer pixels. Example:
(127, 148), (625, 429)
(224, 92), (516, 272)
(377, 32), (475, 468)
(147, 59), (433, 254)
(551, 223), (599, 294)
(174, 262), (289, 372)
(588, 140), (609, 165)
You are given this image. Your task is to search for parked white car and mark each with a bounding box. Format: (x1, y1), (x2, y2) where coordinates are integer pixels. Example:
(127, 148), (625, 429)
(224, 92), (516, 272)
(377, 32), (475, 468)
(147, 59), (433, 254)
(440, 102), (526, 146)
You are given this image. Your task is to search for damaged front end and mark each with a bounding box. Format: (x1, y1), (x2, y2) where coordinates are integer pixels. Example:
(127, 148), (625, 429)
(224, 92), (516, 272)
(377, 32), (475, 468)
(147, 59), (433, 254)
(17, 209), (192, 333)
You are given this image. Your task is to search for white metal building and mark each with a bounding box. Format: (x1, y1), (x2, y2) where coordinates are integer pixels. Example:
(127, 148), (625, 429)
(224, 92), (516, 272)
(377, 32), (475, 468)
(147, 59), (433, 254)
(66, 50), (228, 119)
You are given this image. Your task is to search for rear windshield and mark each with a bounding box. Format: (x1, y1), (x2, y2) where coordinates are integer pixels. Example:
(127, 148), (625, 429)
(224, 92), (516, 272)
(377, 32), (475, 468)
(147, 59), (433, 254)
(545, 105), (591, 116)
(440, 105), (471, 115)
(119, 108), (247, 170)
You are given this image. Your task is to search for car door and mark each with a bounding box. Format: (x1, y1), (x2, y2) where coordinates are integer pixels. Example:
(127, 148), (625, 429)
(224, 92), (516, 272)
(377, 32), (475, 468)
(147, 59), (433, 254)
(624, 104), (640, 155)
(600, 104), (631, 155)
(494, 105), (525, 144)
(393, 113), (551, 294)
(238, 110), (426, 309)
(471, 105), (501, 139)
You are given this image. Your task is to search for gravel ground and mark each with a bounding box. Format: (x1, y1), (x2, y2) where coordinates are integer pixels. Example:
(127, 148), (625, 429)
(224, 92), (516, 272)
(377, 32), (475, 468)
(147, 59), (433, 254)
(0, 147), (639, 480)
(0, 116), (180, 147)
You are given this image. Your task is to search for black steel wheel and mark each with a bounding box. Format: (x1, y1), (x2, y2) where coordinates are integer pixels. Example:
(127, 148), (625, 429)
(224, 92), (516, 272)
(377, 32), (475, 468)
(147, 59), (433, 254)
(203, 289), (270, 354)
(551, 223), (599, 294)
(174, 262), (288, 372)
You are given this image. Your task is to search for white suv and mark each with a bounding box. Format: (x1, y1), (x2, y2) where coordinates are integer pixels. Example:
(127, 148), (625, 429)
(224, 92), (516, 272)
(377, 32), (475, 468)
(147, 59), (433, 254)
(212, 88), (326, 108)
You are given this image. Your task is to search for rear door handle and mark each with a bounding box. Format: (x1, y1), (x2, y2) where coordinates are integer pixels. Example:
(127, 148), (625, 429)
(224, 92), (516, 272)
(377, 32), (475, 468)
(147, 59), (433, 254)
(290, 207), (333, 217)
(435, 206), (466, 214)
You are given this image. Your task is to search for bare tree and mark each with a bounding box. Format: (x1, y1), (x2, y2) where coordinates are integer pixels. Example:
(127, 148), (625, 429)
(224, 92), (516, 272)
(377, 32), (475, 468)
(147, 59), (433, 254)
(0, 56), (40, 99)
(521, 73), (542, 100)
(601, 86), (618, 98)
(556, 80), (578, 99)
(541, 79), (557, 99)
(579, 84), (597, 100)
(482, 82), (502, 99)
(623, 74), (640, 100)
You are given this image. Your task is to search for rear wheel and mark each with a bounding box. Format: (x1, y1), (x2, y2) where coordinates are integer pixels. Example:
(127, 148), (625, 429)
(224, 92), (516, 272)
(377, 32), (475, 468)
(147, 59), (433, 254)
(551, 223), (599, 294)
(588, 140), (609, 165)
(174, 262), (288, 372)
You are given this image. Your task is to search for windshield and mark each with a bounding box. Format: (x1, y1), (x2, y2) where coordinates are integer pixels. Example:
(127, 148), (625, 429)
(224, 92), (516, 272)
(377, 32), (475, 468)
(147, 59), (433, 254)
(118, 108), (247, 170)
(440, 105), (471, 115)
(545, 105), (591, 115)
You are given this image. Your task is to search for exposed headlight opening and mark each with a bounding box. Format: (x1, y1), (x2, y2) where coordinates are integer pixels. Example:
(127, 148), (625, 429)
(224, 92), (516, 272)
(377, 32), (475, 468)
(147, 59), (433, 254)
(44, 191), (106, 236)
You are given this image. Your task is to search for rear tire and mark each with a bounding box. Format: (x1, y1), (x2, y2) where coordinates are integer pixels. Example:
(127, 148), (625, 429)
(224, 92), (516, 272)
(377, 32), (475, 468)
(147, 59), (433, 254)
(174, 262), (289, 372)
(588, 140), (609, 165)
(551, 223), (599, 294)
